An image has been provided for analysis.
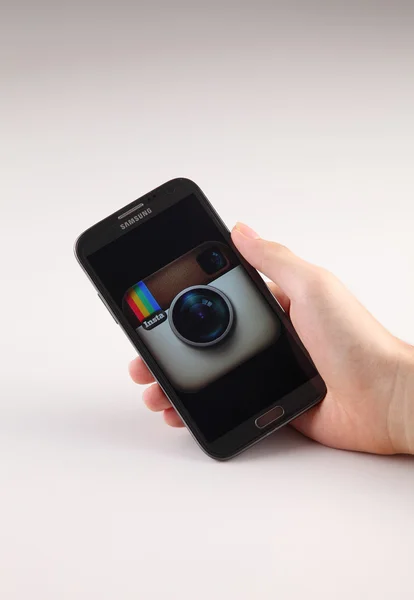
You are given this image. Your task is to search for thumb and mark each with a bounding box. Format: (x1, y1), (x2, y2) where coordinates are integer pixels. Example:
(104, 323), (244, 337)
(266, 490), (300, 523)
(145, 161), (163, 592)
(231, 222), (313, 299)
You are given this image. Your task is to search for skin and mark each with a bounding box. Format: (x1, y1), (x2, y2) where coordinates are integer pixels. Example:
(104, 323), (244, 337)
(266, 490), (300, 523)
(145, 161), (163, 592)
(129, 222), (414, 455)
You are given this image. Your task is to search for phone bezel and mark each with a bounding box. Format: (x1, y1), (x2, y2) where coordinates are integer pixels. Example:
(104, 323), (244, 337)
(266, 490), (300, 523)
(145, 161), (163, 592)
(75, 178), (326, 460)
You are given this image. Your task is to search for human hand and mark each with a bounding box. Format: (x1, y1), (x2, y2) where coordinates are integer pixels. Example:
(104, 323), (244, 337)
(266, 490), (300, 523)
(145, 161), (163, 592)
(129, 223), (414, 455)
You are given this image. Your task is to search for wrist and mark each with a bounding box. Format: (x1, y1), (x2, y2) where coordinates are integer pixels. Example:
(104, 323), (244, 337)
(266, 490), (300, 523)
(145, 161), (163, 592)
(389, 343), (414, 455)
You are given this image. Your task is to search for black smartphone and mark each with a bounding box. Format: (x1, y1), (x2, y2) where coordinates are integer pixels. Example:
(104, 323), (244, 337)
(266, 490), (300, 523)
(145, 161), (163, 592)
(75, 178), (326, 459)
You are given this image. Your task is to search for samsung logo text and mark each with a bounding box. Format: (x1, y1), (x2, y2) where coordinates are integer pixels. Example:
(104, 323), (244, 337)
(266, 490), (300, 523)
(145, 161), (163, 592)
(120, 208), (152, 230)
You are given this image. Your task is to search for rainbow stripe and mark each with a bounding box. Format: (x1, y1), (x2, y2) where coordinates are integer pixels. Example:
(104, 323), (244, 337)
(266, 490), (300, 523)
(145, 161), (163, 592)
(125, 281), (161, 322)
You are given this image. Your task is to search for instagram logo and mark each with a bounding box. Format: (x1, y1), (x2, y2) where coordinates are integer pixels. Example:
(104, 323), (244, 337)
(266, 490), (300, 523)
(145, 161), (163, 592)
(125, 282), (167, 331)
(123, 242), (280, 392)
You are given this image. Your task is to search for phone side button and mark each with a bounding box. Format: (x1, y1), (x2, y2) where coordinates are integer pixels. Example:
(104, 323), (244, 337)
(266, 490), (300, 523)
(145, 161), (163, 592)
(98, 294), (119, 324)
(255, 406), (284, 429)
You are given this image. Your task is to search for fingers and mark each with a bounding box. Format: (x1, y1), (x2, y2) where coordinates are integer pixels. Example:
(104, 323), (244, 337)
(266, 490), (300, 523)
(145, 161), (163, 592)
(143, 384), (185, 428)
(143, 383), (171, 411)
(231, 222), (315, 299)
(129, 357), (155, 384)
(163, 407), (185, 428)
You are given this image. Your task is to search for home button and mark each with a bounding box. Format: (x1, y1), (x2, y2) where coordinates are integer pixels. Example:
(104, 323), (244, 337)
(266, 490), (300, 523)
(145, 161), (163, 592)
(255, 406), (285, 429)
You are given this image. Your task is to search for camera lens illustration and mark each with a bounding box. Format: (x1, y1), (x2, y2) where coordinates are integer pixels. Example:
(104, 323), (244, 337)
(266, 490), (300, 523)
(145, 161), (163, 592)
(196, 248), (227, 275)
(169, 285), (234, 347)
(209, 251), (226, 270)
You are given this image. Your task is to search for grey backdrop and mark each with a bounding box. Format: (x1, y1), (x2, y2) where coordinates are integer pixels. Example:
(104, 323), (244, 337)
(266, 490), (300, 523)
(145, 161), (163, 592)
(1, 2), (414, 599)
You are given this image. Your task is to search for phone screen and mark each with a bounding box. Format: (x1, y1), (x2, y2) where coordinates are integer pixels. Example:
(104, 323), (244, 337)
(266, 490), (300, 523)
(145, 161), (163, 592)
(87, 193), (317, 443)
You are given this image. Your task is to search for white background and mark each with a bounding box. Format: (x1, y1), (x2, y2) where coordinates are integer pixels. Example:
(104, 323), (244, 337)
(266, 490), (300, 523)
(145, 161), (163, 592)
(1, 2), (414, 599)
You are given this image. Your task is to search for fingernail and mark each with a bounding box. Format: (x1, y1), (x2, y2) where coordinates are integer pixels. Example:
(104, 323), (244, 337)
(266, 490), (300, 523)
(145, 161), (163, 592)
(234, 222), (260, 239)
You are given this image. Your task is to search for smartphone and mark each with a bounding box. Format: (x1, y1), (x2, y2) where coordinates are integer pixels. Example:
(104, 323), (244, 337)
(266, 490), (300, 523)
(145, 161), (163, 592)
(75, 178), (326, 459)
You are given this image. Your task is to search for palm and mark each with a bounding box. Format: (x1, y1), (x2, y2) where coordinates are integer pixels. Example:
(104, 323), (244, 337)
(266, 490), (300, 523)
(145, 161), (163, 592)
(284, 273), (401, 454)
